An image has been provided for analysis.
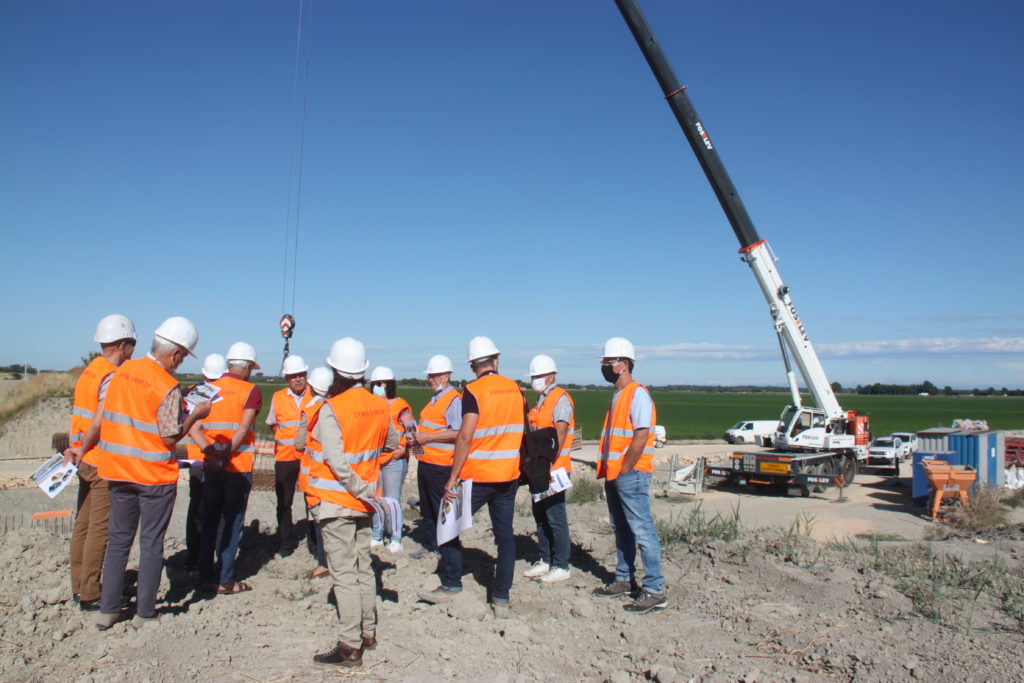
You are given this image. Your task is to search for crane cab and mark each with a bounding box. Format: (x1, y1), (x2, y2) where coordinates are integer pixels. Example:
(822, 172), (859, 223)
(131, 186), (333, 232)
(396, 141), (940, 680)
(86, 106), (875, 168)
(776, 406), (856, 452)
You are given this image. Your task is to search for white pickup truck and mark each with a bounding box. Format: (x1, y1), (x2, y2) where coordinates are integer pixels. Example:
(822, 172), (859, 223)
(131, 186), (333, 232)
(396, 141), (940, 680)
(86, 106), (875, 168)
(867, 435), (906, 474)
(723, 420), (778, 446)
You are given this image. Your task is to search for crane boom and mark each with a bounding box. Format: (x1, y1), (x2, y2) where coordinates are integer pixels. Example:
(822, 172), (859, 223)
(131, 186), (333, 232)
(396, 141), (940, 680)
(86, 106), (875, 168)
(613, 0), (845, 425)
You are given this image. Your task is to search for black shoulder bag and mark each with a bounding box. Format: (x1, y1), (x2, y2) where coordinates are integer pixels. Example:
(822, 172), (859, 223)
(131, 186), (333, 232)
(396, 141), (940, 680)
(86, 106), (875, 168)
(520, 397), (558, 494)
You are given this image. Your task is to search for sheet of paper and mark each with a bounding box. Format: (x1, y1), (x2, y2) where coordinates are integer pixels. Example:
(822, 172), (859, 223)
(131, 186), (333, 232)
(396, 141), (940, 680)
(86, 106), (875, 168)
(184, 383), (222, 412)
(531, 467), (573, 503)
(436, 479), (473, 545)
(29, 453), (78, 500)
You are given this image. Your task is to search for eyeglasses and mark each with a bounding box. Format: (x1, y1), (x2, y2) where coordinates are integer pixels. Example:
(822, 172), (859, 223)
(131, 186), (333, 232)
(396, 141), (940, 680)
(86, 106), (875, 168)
(600, 358), (624, 366)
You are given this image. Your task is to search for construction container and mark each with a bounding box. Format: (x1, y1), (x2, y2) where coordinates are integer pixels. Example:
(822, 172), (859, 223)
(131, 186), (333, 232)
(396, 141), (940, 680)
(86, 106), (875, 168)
(913, 451), (953, 505)
(916, 427), (957, 455)
(947, 431), (1005, 489)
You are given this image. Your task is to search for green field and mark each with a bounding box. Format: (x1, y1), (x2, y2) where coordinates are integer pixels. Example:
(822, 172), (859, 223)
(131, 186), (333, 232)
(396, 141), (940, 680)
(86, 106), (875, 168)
(242, 383), (1024, 441)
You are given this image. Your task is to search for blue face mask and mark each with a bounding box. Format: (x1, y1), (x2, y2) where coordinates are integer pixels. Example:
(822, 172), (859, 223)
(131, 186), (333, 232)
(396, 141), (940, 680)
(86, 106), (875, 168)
(372, 384), (387, 398)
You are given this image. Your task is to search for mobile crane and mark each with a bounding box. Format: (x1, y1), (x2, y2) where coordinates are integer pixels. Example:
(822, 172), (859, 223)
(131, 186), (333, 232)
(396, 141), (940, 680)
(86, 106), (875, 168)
(615, 0), (871, 495)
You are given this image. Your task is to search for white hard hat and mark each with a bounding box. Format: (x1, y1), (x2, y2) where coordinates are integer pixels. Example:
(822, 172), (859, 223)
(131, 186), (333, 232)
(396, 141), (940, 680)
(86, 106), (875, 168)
(154, 316), (199, 356)
(226, 341), (261, 369)
(529, 354), (558, 377)
(201, 353), (227, 380)
(467, 336), (500, 363)
(601, 337), (635, 361)
(370, 366), (395, 382)
(282, 355), (308, 376)
(327, 337), (368, 378)
(307, 366), (333, 396)
(424, 354), (453, 375)
(94, 314), (137, 344)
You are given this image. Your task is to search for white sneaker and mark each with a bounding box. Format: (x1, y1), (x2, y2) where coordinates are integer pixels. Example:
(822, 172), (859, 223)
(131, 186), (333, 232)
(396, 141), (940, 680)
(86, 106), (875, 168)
(387, 540), (403, 553)
(522, 561), (550, 578)
(540, 567), (571, 583)
(370, 539), (384, 548)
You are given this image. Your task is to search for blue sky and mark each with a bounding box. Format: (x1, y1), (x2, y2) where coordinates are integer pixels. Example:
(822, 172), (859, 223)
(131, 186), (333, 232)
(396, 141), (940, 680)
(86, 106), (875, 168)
(2, 1), (1022, 389)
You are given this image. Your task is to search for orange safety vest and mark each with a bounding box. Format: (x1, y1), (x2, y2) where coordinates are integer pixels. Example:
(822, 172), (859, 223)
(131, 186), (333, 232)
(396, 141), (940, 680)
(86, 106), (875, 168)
(305, 386), (389, 514)
(299, 398), (325, 506)
(379, 397), (412, 467)
(71, 355), (118, 467)
(181, 381), (214, 463)
(95, 357), (180, 486)
(597, 381), (657, 481)
(417, 387), (460, 467)
(270, 387), (312, 462)
(528, 385), (575, 474)
(460, 373), (524, 484)
(198, 375), (257, 473)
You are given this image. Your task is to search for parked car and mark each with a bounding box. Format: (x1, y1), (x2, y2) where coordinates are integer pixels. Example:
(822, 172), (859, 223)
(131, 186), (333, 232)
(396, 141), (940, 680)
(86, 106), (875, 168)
(890, 432), (918, 457)
(867, 436), (904, 474)
(723, 420), (778, 446)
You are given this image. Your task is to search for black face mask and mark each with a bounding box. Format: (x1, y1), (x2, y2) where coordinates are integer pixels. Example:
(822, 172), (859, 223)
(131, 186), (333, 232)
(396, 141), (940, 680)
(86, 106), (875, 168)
(601, 364), (619, 383)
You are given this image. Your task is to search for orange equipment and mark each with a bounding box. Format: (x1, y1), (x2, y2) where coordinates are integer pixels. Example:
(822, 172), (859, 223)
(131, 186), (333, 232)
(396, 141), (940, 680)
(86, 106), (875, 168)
(921, 460), (976, 521)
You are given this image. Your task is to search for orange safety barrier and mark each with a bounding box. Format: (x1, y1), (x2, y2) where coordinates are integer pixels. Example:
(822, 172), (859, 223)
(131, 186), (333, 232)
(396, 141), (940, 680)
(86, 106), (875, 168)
(921, 460), (976, 521)
(32, 509), (73, 520)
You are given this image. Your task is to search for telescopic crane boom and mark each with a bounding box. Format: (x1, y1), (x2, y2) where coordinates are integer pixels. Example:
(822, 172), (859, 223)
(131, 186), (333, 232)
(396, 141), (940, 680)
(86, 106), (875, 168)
(613, 0), (864, 455)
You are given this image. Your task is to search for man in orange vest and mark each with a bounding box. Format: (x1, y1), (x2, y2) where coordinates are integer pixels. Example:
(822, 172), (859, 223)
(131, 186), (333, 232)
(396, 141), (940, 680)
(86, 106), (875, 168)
(418, 337), (524, 618)
(63, 314), (137, 611)
(90, 316), (210, 629)
(308, 338), (399, 668)
(408, 354), (462, 559)
(592, 337), (667, 614)
(265, 354), (311, 552)
(523, 354), (575, 584)
(190, 341), (262, 595)
(294, 365), (333, 579)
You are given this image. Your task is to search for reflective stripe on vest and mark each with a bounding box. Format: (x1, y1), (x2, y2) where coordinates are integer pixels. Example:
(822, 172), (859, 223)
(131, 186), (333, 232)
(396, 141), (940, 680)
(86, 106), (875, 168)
(597, 382), (657, 481)
(71, 355), (117, 467)
(528, 386), (575, 474)
(199, 375), (257, 473)
(94, 357), (179, 485)
(460, 373), (523, 483)
(271, 388), (312, 462)
(417, 387), (460, 466)
(305, 387), (389, 513)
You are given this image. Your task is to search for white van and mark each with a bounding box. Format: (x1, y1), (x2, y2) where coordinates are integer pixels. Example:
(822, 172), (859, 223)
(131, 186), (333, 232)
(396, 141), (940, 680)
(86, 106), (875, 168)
(723, 420), (778, 446)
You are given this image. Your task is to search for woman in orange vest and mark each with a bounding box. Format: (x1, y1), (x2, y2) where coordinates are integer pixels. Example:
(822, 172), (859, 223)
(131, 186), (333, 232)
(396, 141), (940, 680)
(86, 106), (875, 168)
(523, 354), (575, 584)
(592, 338), (667, 616)
(367, 366), (410, 552)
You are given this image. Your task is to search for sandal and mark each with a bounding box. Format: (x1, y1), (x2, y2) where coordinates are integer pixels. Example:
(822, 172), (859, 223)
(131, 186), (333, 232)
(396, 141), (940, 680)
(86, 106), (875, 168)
(216, 581), (253, 594)
(309, 566), (330, 579)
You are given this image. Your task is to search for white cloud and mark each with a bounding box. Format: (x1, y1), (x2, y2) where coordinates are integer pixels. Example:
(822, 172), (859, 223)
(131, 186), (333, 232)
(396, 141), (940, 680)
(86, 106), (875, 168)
(629, 337), (1024, 361)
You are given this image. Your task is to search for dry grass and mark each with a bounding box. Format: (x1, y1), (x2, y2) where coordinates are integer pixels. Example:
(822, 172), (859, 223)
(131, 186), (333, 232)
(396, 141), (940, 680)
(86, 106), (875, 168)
(0, 372), (76, 428)
(946, 485), (1009, 532)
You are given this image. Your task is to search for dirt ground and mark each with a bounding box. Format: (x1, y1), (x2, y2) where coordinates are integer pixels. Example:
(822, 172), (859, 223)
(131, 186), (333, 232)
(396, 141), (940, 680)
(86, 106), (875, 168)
(2, 401), (1024, 681)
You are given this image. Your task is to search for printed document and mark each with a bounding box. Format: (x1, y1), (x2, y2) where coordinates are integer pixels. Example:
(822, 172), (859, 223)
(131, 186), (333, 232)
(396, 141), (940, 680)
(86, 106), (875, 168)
(30, 453), (78, 499)
(436, 479), (473, 545)
(531, 467), (572, 503)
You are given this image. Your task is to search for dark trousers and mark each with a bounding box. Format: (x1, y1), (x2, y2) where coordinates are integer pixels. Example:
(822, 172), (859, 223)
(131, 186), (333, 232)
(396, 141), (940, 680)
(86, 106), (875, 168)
(417, 460), (451, 552)
(439, 480), (516, 602)
(274, 460), (300, 539)
(185, 468), (203, 566)
(199, 470), (252, 586)
(100, 481), (176, 618)
(532, 490), (570, 569)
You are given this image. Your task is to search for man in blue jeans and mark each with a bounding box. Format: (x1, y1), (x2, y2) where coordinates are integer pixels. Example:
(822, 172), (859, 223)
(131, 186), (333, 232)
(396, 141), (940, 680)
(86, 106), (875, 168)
(592, 337), (667, 614)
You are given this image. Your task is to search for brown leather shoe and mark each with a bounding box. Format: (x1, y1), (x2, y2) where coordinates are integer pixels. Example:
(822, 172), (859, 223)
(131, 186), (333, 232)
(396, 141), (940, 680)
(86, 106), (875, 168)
(362, 636), (377, 650)
(313, 641), (363, 667)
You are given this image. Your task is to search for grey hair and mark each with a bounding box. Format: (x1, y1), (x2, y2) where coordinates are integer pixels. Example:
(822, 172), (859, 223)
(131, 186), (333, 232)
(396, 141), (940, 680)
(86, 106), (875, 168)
(151, 337), (180, 355)
(227, 360), (250, 372)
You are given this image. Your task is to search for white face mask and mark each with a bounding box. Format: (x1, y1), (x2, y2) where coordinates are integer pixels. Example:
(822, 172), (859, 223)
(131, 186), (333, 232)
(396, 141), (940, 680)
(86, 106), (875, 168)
(531, 377), (549, 394)
(372, 384), (387, 398)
